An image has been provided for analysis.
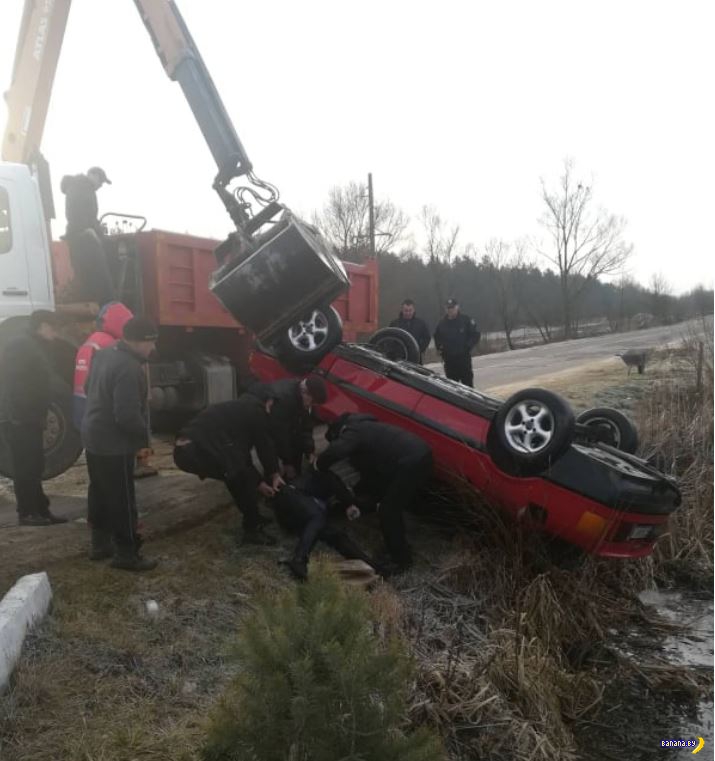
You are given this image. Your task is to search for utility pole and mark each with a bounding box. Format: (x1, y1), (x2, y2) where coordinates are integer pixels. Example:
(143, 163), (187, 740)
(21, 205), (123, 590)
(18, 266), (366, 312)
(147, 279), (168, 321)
(367, 172), (376, 258)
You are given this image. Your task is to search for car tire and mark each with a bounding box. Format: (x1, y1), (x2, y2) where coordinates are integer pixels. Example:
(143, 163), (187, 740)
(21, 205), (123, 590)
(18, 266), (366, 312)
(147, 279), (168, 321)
(273, 304), (343, 370)
(576, 407), (639, 454)
(487, 388), (575, 476)
(0, 376), (83, 480)
(368, 327), (421, 363)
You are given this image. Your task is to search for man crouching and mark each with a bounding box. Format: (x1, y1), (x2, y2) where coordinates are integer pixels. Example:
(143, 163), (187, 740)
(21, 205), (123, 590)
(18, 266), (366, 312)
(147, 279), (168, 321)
(173, 389), (285, 545)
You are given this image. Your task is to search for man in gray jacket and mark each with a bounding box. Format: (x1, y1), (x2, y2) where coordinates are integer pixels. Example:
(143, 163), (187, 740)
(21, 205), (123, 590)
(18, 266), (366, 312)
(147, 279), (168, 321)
(82, 316), (157, 571)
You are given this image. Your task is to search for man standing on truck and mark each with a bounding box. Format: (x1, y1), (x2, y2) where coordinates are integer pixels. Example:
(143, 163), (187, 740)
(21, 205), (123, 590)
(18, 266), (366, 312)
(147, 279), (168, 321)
(250, 375), (328, 480)
(0, 311), (69, 526)
(82, 317), (158, 571)
(389, 299), (431, 363)
(172, 390), (285, 546)
(433, 298), (481, 387)
(317, 413), (433, 573)
(60, 166), (115, 305)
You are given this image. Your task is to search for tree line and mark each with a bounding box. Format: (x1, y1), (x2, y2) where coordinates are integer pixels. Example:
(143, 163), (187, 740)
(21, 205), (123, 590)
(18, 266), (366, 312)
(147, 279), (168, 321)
(312, 160), (713, 347)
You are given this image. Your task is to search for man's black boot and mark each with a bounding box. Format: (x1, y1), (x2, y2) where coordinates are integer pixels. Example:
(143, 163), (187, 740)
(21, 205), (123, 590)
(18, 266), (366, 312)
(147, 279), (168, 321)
(110, 547), (158, 572)
(89, 528), (113, 561)
(286, 557), (309, 581)
(18, 513), (52, 526)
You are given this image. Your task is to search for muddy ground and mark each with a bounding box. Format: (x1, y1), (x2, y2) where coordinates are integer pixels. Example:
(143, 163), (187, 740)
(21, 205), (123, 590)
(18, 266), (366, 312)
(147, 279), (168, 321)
(0, 354), (712, 760)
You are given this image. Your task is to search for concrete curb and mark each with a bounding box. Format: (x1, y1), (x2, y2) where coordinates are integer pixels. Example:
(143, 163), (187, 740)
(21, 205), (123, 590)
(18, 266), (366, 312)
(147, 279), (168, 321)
(0, 572), (52, 691)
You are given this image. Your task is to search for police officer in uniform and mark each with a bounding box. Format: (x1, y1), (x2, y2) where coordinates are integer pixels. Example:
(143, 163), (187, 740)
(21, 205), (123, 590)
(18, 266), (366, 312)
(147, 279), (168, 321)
(433, 298), (481, 387)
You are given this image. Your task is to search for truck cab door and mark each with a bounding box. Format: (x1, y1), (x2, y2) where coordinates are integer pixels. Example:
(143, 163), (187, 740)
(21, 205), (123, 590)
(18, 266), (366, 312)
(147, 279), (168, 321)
(0, 179), (33, 319)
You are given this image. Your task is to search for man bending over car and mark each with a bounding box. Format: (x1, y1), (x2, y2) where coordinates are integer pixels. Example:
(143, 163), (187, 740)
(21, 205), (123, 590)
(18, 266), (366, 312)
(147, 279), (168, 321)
(317, 413), (433, 573)
(173, 389), (285, 546)
(250, 375), (327, 479)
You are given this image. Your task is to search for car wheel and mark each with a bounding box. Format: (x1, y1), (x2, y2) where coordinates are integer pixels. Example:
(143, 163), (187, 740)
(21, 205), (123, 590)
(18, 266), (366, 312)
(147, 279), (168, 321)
(368, 327), (420, 363)
(576, 407), (639, 454)
(488, 388), (575, 476)
(0, 376), (83, 480)
(274, 304), (343, 369)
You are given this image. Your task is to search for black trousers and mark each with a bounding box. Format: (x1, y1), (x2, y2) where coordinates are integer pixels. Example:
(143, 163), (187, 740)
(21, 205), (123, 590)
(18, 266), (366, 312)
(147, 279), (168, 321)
(443, 354), (474, 387)
(3, 423), (49, 517)
(67, 229), (115, 306)
(378, 451), (432, 564)
(173, 441), (261, 530)
(86, 452), (138, 550)
(273, 486), (374, 566)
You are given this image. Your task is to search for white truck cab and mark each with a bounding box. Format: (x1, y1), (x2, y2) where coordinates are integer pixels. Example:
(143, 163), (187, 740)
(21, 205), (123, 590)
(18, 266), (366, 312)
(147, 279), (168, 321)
(0, 163), (54, 323)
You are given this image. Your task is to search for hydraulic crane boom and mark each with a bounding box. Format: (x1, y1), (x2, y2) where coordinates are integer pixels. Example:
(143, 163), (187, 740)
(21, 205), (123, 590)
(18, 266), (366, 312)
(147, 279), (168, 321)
(2, 0), (267, 231)
(1, 0), (72, 166)
(2, 0), (349, 342)
(133, 0), (252, 181)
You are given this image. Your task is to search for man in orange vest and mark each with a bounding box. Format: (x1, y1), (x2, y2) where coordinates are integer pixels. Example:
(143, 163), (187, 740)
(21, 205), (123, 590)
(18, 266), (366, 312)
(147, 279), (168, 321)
(73, 302), (157, 487)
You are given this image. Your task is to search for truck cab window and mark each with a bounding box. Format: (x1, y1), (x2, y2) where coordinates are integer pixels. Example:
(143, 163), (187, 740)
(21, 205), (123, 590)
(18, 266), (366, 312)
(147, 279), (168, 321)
(0, 187), (11, 254)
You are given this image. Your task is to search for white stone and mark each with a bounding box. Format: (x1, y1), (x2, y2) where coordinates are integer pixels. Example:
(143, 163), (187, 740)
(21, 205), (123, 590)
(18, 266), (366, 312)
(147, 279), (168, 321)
(0, 572), (52, 691)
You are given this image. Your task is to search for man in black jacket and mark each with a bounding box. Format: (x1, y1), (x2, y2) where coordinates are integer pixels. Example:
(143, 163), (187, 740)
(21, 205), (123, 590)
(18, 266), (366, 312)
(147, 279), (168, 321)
(0, 311), (68, 526)
(433, 298), (481, 387)
(60, 166), (114, 305)
(272, 468), (377, 580)
(173, 390), (285, 546)
(317, 413), (433, 571)
(251, 375), (327, 479)
(82, 316), (158, 571)
(389, 299), (431, 363)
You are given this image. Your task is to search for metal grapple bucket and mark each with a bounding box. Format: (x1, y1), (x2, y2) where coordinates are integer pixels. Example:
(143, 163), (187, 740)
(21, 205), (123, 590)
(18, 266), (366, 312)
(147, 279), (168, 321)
(210, 213), (349, 345)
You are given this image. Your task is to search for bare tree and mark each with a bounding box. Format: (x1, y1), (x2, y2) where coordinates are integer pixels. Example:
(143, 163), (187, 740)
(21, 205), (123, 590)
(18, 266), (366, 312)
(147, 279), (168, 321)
(312, 181), (409, 260)
(650, 272), (673, 324)
(538, 159), (633, 338)
(420, 205), (460, 308)
(483, 238), (525, 350)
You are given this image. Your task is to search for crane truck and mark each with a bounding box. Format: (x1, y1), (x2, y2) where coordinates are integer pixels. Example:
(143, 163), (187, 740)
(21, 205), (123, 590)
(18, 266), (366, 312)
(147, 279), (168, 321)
(0, 0), (379, 479)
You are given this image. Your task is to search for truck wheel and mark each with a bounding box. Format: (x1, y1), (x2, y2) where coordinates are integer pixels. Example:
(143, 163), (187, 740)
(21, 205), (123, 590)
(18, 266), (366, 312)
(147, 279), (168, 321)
(0, 376), (83, 480)
(576, 407), (639, 454)
(487, 388), (575, 476)
(368, 327), (421, 363)
(274, 305), (343, 369)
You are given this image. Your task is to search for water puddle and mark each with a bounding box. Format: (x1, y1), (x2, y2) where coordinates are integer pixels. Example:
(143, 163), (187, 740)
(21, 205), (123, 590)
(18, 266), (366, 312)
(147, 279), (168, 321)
(637, 589), (714, 746)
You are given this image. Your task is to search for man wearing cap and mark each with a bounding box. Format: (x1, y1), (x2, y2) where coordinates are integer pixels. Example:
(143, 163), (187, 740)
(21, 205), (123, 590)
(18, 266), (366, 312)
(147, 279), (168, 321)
(250, 375), (328, 479)
(82, 316), (159, 571)
(433, 299), (481, 387)
(0, 310), (69, 526)
(60, 166), (114, 305)
(389, 299), (431, 363)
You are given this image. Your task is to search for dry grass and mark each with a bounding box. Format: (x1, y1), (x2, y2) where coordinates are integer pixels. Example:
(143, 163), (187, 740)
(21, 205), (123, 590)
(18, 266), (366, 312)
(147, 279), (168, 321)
(637, 336), (714, 585)
(0, 513), (292, 761)
(377, 335), (715, 760)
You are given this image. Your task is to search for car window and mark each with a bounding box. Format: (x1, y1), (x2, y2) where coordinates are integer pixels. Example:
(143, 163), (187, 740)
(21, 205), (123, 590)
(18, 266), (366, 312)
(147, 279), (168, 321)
(0, 186), (11, 254)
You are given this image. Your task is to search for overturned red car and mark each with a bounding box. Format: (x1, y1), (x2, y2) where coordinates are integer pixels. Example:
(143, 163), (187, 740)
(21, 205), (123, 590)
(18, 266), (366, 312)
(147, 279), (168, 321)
(251, 338), (681, 559)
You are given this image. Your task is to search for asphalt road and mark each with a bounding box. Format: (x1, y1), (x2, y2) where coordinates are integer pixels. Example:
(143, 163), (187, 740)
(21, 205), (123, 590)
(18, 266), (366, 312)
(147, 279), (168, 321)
(426, 319), (708, 389)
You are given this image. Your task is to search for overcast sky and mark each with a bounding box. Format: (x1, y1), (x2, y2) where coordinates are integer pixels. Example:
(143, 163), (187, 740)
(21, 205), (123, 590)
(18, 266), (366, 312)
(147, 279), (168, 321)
(2, 0), (713, 294)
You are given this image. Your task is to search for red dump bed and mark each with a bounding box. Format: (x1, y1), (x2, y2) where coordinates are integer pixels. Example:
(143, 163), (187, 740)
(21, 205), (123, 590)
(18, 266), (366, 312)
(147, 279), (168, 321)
(51, 229), (378, 340)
